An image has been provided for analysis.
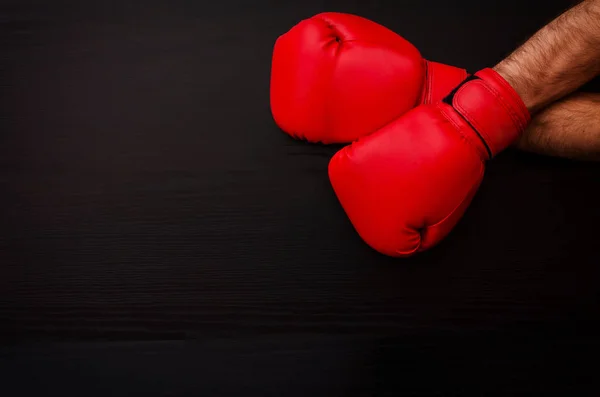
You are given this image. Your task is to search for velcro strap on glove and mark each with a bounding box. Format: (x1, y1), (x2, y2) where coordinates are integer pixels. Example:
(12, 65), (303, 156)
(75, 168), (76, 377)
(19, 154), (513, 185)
(443, 68), (531, 158)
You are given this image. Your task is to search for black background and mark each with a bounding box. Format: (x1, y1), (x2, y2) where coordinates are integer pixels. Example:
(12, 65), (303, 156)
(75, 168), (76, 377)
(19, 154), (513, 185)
(1, 0), (599, 395)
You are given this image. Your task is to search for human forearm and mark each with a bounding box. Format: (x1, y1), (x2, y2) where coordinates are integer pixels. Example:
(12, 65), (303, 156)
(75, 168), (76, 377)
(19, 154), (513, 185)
(517, 92), (600, 161)
(493, 0), (600, 114)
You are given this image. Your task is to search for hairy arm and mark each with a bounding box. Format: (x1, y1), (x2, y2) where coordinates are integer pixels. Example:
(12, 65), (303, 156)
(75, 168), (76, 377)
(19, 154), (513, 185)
(494, 0), (600, 114)
(518, 92), (600, 160)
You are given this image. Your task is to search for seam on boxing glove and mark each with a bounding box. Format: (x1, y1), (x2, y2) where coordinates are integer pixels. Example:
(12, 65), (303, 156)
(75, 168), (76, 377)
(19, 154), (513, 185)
(393, 236), (422, 257)
(313, 13), (351, 142)
(453, 82), (496, 154)
(443, 76), (494, 158)
(442, 75), (494, 159)
(322, 36), (346, 142)
(436, 103), (489, 161)
(479, 69), (530, 129)
(315, 15), (363, 44)
(464, 80), (525, 133)
(427, 61), (434, 104)
(424, 61), (470, 105)
(420, 164), (484, 251)
(442, 75), (478, 102)
(453, 80), (525, 156)
(473, 75), (528, 133)
(422, 60), (433, 104)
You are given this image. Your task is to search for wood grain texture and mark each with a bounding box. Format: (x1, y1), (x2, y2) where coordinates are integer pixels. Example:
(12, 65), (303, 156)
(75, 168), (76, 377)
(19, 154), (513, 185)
(1, 0), (599, 395)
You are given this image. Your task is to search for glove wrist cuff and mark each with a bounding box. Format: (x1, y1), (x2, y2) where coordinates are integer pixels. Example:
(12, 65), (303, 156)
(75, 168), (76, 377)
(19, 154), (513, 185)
(421, 60), (468, 105)
(444, 68), (531, 158)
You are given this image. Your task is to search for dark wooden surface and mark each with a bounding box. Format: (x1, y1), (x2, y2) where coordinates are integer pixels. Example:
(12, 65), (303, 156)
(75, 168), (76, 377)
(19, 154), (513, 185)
(1, 0), (599, 395)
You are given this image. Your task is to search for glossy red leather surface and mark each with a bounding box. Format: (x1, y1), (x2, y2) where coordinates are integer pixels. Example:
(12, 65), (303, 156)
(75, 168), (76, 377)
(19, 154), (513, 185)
(329, 69), (529, 256)
(270, 12), (467, 143)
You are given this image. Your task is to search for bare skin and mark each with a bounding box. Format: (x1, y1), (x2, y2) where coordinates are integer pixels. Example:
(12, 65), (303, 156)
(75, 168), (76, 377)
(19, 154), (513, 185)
(518, 93), (600, 161)
(492, 0), (600, 160)
(495, 0), (600, 113)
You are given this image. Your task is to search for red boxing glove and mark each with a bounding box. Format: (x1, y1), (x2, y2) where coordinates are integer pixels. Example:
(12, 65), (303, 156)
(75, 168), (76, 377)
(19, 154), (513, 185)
(328, 69), (531, 257)
(270, 12), (467, 144)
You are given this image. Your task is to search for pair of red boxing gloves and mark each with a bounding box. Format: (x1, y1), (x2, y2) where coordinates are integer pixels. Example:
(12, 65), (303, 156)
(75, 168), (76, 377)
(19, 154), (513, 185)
(270, 13), (530, 257)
